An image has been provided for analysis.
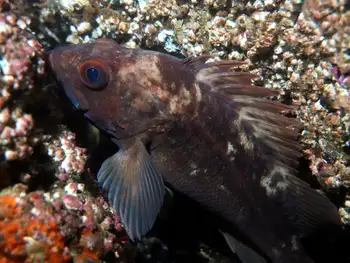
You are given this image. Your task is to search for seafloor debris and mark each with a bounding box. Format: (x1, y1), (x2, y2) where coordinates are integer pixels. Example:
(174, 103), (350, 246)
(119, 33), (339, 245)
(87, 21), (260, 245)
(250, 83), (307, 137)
(0, 0), (349, 262)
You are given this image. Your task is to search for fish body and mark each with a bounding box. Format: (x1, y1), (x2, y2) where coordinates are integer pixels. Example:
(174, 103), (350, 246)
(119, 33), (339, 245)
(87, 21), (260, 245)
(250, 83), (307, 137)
(48, 39), (341, 263)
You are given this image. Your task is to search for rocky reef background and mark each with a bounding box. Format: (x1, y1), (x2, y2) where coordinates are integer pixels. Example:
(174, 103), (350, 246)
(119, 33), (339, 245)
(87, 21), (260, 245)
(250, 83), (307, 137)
(0, 0), (349, 262)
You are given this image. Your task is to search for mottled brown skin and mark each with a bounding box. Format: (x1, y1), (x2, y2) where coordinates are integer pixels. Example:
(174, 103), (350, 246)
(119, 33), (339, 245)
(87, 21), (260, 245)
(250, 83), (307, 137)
(48, 39), (341, 263)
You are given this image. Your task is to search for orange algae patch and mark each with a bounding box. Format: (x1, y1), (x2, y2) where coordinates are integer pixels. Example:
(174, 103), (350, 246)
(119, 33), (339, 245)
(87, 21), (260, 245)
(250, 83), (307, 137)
(0, 195), (20, 217)
(75, 228), (101, 262)
(0, 195), (70, 262)
(74, 250), (99, 263)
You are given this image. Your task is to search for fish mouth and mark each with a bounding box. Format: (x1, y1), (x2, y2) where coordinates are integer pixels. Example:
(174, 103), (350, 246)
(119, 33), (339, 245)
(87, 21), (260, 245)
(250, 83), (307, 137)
(46, 49), (89, 112)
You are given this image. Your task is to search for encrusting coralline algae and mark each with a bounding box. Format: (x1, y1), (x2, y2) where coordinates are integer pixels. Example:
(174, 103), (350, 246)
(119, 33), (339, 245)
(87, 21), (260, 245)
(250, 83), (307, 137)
(0, 0), (349, 262)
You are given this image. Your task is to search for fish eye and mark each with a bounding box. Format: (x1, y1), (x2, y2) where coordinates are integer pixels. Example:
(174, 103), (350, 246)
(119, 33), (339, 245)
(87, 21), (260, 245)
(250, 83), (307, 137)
(78, 58), (109, 90)
(86, 67), (99, 81)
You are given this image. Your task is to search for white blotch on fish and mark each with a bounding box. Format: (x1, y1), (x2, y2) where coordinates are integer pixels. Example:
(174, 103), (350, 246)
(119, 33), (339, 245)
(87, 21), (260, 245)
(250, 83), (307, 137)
(189, 162), (199, 176)
(260, 165), (289, 196)
(291, 235), (299, 251)
(239, 132), (254, 152)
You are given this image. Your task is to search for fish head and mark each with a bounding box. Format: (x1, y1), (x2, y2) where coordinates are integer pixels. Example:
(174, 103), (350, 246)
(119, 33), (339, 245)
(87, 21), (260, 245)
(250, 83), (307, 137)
(48, 39), (171, 139)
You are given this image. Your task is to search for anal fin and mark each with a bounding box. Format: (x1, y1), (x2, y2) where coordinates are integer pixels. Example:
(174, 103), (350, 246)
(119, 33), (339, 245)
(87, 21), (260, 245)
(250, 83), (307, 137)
(220, 230), (267, 263)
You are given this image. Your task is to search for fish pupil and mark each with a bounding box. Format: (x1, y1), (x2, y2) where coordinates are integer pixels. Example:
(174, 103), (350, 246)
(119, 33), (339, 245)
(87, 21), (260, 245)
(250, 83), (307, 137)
(86, 67), (99, 82)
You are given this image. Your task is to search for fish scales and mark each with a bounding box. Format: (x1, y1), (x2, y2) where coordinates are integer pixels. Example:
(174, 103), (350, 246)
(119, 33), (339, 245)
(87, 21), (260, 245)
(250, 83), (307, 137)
(47, 38), (341, 263)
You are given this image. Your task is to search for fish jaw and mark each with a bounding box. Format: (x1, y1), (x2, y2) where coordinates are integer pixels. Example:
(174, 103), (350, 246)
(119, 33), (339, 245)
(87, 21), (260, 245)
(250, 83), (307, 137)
(47, 47), (90, 111)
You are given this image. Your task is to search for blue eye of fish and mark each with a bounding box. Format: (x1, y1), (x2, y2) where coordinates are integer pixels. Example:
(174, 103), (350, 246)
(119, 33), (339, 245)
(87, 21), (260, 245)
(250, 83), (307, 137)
(78, 58), (109, 90)
(86, 67), (99, 82)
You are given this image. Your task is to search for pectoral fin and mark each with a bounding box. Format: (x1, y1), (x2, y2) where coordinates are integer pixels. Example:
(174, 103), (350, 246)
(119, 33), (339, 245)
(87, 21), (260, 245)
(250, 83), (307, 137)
(97, 139), (165, 241)
(220, 230), (267, 263)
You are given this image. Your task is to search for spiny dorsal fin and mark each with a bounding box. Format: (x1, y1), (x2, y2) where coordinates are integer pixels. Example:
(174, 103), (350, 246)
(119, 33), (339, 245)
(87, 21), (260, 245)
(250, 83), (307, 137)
(193, 58), (302, 167)
(184, 57), (281, 97)
(193, 58), (341, 236)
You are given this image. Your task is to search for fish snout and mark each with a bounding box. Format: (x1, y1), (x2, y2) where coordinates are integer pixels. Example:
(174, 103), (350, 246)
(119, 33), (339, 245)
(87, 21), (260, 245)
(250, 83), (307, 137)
(45, 48), (90, 112)
(45, 45), (73, 71)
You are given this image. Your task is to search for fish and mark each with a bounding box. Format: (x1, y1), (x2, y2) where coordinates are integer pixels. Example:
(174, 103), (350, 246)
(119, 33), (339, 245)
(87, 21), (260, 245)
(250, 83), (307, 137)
(47, 38), (341, 263)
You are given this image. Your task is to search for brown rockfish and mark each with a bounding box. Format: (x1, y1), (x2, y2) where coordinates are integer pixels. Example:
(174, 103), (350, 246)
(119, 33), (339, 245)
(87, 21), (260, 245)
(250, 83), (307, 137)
(48, 38), (341, 263)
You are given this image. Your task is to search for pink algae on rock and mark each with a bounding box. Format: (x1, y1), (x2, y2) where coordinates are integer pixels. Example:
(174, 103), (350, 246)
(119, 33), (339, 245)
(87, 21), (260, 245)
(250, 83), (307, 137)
(45, 130), (88, 180)
(0, 12), (44, 164)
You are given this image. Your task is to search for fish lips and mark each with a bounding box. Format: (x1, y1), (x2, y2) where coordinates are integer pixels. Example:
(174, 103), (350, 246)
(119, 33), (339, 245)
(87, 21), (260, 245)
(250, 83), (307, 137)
(46, 49), (90, 112)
